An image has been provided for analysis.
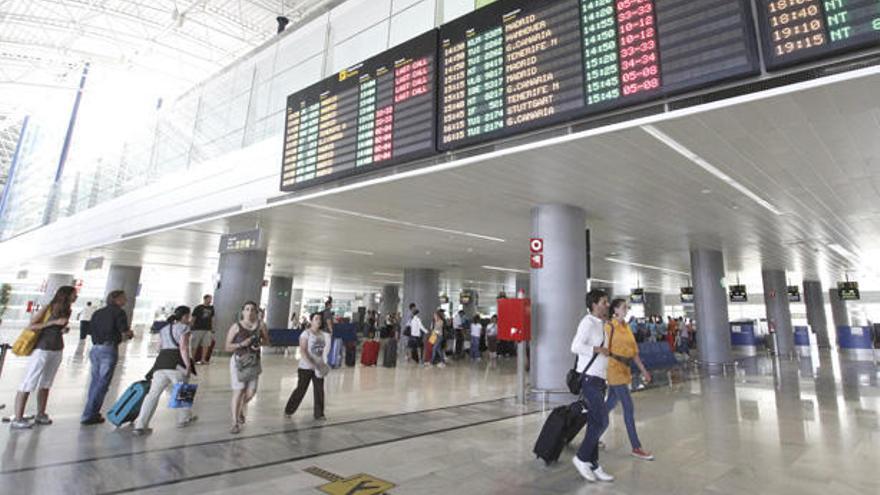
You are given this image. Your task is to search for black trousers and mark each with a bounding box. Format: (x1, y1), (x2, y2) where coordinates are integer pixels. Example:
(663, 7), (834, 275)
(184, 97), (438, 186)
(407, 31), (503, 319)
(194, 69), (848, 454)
(285, 368), (324, 418)
(79, 321), (91, 340)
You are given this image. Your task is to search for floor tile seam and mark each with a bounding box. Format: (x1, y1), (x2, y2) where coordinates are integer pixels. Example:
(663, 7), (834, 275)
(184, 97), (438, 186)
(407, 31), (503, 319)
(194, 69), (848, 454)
(0, 395), (516, 474)
(94, 408), (544, 495)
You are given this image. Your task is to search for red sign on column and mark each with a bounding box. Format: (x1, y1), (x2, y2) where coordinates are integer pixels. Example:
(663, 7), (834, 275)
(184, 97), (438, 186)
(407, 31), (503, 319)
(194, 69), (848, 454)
(530, 253), (543, 269)
(529, 238), (543, 253)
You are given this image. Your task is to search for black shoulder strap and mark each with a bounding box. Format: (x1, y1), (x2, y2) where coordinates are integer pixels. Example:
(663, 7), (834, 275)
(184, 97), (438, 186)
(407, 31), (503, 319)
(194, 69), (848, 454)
(580, 333), (606, 377)
(164, 323), (179, 348)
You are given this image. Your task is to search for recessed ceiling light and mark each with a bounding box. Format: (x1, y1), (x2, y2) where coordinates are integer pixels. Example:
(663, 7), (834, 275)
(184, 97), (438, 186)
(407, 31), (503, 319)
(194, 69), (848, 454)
(642, 125), (782, 216)
(425, 251), (431, 255)
(301, 204), (506, 243)
(701, 189), (712, 194)
(342, 249), (373, 256)
(466, 247), (474, 253)
(482, 265), (528, 274)
(605, 257), (690, 276)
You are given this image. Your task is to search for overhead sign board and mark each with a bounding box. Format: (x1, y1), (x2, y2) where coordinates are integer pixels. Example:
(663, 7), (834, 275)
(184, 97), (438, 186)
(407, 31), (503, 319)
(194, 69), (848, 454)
(756, 0), (880, 69)
(680, 286), (694, 304)
(729, 284), (748, 303)
(629, 288), (645, 304)
(837, 281), (860, 300)
(219, 228), (263, 254)
(84, 256), (104, 271)
(281, 30), (438, 191)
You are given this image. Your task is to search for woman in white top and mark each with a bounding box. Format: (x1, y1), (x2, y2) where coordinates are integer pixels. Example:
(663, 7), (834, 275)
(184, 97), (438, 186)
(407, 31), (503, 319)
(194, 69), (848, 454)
(486, 314), (499, 359)
(285, 312), (329, 420)
(134, 306), (197, 436)
(225, 301), (269, 434)
(469, 315), (483, 361)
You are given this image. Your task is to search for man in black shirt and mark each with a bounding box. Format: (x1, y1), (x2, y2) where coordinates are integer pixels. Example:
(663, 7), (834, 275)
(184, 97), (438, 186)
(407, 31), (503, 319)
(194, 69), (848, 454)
(191, 295), (215, 364)
(81, 290), (133, 425)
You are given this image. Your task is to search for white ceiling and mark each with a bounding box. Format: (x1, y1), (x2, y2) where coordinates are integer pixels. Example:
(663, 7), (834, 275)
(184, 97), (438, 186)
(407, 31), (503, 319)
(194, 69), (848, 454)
(30, 67), (880, 297)
(0, 1), (338, 88)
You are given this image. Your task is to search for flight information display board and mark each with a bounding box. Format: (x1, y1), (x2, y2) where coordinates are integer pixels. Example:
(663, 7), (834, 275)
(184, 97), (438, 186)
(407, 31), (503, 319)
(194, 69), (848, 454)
(438, 0), (759, 150)
(281, 31), (437, 191)
(757, 0), (880, 69)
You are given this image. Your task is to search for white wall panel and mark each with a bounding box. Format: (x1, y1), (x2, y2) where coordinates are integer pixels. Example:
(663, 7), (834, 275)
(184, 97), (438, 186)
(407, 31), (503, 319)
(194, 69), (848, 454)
(389, 1), (435, 47)
(331, 22), (389, 73)
(443, 0), (473, 22)
(330, 0), (392, 43)
(269, 55), (324, 116)
(274, 14), (330, 73)
(393, 0), (430, 13)
(0, 136), (285, 264)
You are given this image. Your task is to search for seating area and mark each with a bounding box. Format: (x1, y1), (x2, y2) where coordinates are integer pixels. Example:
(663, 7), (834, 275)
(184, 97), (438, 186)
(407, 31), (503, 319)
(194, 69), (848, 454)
(633, 341), (680, 371)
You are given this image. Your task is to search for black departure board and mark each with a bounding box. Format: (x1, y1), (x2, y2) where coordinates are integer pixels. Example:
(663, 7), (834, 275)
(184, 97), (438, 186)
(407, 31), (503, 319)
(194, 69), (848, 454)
(757, 0), (880, 69)
(280, 31), (437, 191)
(438, 0), (760, 150)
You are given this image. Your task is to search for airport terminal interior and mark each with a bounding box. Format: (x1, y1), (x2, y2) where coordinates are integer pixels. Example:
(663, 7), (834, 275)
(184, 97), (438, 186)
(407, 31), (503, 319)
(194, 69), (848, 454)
(0, 0), (879, 494)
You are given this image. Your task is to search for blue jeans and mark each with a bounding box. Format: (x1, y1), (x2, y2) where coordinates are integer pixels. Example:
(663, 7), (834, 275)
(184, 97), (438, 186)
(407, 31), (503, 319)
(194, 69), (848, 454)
(606, 384), (641, 449)
(431, 335), (445, 363)
(470, 336), (481, 360)
(81, 345), (118, 421)
(576, 375), (609, 466)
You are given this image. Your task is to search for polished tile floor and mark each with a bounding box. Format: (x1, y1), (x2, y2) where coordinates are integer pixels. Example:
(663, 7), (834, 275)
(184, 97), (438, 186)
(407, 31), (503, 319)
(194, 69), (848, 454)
(0, 333), (878, 494)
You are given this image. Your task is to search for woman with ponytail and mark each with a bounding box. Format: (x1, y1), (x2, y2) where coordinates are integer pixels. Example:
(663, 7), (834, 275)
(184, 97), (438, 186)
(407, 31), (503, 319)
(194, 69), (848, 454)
(133, 306), (198, 435)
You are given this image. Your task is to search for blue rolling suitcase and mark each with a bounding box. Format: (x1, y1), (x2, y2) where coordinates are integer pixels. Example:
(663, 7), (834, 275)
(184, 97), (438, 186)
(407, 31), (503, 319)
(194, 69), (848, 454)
(107, 380), (151, 427)
(328, 337), (343, 369)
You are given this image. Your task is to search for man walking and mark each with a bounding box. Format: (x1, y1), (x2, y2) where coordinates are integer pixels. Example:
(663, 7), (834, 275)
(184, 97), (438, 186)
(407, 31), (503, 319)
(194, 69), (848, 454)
(78, 301), (97, 340)
(571, 289), (614, 483)
(190, 295), (215, 364)
(81, 291), (133, 424)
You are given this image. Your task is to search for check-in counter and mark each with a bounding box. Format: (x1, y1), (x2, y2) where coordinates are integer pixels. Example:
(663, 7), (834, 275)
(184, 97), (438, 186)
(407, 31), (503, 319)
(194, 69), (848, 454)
(793, 326), (811, 357)
(730, 322), (758, 356)
(836, 326), (876, 360)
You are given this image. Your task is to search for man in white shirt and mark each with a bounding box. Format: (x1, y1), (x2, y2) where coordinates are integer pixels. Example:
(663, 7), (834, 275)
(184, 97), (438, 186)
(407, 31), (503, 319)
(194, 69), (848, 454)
(78, 301), (98, 340)
(570, 289), (614, 483)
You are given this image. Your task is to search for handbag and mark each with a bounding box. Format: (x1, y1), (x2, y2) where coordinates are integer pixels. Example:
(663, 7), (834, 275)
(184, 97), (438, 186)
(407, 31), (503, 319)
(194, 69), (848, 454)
(235, 326), (262, 382)
(168, 383), (198, 408)
(428, 330), (439, 345)
(11, 311), (51, 357)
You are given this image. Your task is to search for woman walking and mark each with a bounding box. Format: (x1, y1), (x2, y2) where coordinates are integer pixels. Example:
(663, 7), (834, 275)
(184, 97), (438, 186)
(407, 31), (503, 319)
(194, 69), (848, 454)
(486, 314), (498, 360)
(226, 301), (269, 434)
(428, 310), (447, 367)
(285, 312), (329, 421)
(133, 306), (198, 436)
(604, 298), (654, 460)
(10, 286), (76, 429)
(469, 314), (483, 361)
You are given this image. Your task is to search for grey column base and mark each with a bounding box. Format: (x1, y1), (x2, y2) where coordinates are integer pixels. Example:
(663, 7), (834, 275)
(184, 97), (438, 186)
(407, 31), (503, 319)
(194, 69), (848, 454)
(691, 358), (737, 376)
(529, 388), (578, 405)
(731, 345), (758, 357)
(838, 348), (876, 361)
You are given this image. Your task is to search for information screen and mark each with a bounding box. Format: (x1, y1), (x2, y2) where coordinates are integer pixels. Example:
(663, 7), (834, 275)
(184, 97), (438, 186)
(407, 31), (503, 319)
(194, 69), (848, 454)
(281, 31), (437, 191)
(438, 0), (759, 150)
(757, 0), (880, 69)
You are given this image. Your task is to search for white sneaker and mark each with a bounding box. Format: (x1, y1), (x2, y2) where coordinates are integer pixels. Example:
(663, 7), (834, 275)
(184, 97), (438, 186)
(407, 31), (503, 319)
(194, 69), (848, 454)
(592, 465), (614, 482)
(572, 457), (596, 482)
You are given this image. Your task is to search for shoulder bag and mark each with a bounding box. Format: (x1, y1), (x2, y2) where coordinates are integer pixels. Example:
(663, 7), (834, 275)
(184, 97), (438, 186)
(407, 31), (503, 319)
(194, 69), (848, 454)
(12, 311), (51, 357)
(235, 325), (263, 382)
(566, 330), (607, 395)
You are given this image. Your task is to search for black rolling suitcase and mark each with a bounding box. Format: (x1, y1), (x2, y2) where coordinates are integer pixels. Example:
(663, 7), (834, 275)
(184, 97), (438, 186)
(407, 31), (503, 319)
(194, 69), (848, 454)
(533, 402), (587, 465)
(345, 341), (357, 367)
(383, 338), (398, 367)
